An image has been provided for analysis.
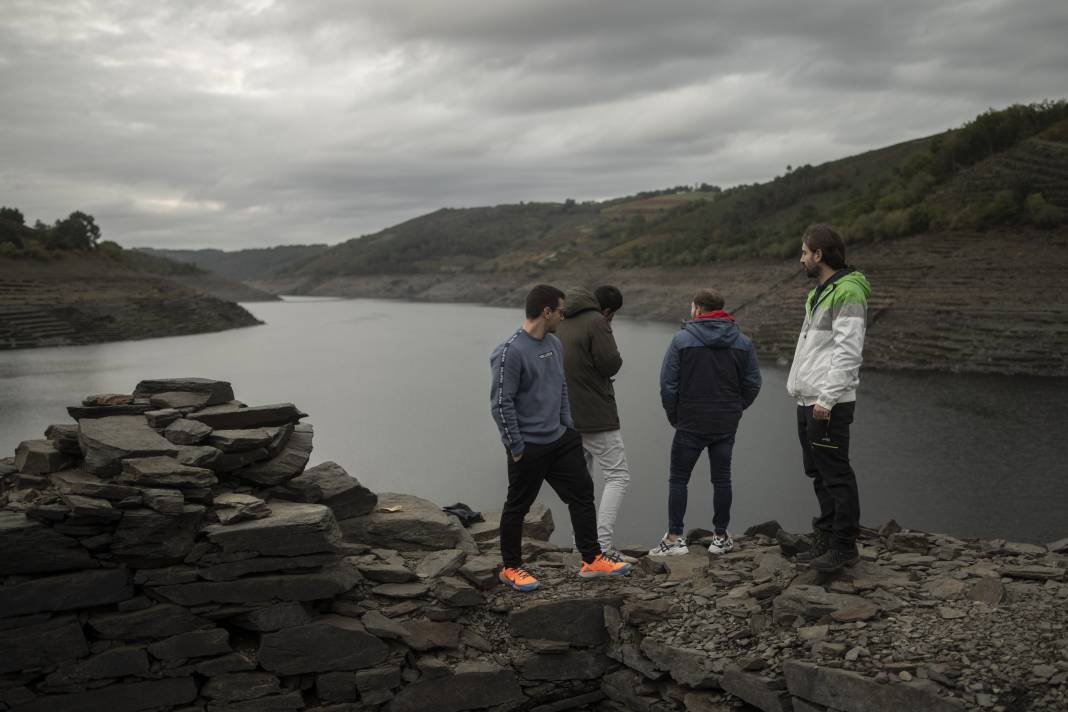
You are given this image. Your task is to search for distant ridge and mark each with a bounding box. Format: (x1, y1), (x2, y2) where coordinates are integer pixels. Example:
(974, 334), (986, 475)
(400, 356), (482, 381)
(138, 244), (329, 283)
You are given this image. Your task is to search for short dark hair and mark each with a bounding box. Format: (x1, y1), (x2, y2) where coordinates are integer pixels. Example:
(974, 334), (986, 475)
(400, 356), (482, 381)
(803, 224), (847, 269)
(525, 284), (565, 319)
(594, 285), (623, 313)
(693, 289), (724, 311)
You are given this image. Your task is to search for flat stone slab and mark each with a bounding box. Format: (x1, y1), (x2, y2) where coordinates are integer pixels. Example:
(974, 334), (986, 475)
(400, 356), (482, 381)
(153, 562), (361, 606)
(89, 604), (210, 639)
(188, 402), (304, 429)
(275, 461), (378, 519)
(163, 418), (213, 445)
(0, 614), (89, 674)
(110, 505), (205, 566)
(147, 628), (230, 660)
(641, 637), (720, 688)
(203, 501), (340, 556)
(68, 403), (154, 420)
(340, 492), (468, 551)
(78, 416), (179, 475)
(0, 568), (132, 618)
(15, 439), (73, 474)
(233, 423), (313, 485)
(467, 502), (554, 542)
(389, 662), (524, 712)
(205, 428), (279, 452)
(784, 660), (965, 712)
(11, 676), (198, 712)
(52, 470), (141, 501)
(510, 596), (623, 645)
(134, 377), (235, 404)
(198, 552), (337, 582)
(773, 585), (881, 625)
(258, 615), (389, 674)
(518, 650), (612, 681)
(0, 510), (98, 575)
(118, 456), (218, 490)
(416, 549), (467, 579)
(998, 565), (1065, 580)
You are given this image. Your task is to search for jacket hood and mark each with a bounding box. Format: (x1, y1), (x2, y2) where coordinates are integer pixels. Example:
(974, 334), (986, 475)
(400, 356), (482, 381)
(682, 317), (740, 348)
(564, 289), (600, 318)
(838, 270), (871, 300)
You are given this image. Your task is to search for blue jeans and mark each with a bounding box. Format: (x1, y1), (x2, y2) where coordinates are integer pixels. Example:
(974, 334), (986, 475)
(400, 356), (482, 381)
(668, 429), (735, 536)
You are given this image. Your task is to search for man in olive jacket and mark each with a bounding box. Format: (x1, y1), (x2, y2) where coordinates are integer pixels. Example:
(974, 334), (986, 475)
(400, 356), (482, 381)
(557, 285), (632, 560)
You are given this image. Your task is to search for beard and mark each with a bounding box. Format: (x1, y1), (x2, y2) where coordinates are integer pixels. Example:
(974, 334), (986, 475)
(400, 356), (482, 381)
(803, 263), (820, 278)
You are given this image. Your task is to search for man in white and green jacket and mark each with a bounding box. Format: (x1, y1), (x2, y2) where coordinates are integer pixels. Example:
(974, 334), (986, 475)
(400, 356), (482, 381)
(787, 225), (872, 573)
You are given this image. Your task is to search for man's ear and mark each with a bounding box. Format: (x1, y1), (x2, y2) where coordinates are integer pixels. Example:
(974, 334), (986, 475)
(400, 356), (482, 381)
(813, 248), (823, 264)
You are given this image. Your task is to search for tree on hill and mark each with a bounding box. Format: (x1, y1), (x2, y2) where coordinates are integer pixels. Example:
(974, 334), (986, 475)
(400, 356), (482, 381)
(48, 211), (101, 250)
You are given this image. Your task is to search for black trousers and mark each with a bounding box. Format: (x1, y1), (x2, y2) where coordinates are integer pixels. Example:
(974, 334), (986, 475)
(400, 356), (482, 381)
(501, 429), (600, 568)
(797, 403), (860, 552)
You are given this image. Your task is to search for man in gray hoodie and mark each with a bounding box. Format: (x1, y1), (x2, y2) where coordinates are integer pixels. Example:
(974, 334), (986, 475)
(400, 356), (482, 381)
(490, 284), (631, 591)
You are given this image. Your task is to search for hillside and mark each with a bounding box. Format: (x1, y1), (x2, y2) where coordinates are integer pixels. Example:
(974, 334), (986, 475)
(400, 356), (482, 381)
(0, 253), (262, 350)
(283, 102), (1067, 280)
(139, 244), (329, 282)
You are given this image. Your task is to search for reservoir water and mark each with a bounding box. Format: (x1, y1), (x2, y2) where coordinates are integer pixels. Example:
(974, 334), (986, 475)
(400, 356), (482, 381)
(1, 297), (1065, 546)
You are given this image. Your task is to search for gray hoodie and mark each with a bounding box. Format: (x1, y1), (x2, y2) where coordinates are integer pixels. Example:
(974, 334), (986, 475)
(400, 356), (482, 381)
(490, 329), (574, 457)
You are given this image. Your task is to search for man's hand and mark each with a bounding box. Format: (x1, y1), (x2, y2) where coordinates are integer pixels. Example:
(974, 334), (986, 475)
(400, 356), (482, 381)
(512, 453), (523, 463)
(813, 404), (832, 420)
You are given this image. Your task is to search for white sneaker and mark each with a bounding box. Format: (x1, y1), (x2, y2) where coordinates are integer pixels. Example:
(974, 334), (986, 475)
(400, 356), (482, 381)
(708, 532), (734, 555)
(648, 534), (689, 556)
(602, 547), (638, 564)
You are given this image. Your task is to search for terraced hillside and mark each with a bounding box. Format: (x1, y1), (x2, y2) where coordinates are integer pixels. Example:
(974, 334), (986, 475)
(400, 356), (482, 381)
(0, 256), (262, 351)
(260, 229), (1068, 377)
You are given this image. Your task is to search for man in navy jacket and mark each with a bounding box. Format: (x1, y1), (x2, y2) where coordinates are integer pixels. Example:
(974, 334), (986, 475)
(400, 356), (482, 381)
(650, 289), (761, 557)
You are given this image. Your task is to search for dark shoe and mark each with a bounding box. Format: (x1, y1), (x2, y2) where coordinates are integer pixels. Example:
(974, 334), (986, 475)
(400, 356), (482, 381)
(795, 532), (830, 563)
(810, 549), (860, 573)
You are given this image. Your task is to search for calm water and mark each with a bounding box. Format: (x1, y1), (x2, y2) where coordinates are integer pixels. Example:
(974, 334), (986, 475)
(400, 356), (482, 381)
(1, 298), (1065, 546)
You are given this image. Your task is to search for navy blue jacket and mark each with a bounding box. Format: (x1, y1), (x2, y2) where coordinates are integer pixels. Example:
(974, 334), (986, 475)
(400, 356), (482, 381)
(660, 315), (762, 435)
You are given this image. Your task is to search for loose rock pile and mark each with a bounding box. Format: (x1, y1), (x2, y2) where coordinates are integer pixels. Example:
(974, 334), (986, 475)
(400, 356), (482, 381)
(1, 378), (1065, 712)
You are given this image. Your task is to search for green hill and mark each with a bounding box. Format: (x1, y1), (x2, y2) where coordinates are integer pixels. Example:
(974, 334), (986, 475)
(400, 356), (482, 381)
(289, 101), (1068, 279)
(138, 244), (329, 282)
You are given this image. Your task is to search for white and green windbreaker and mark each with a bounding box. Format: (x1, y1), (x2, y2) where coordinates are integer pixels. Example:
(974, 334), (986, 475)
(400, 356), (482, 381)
(786, 270), (872, 409)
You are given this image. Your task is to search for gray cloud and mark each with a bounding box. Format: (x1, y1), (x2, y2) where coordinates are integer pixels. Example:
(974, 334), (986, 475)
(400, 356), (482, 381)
(1, 0), (1065, 249)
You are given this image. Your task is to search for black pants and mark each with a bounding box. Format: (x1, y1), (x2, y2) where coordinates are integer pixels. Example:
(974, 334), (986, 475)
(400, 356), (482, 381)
(501, 429), (600, 568)
(797, 403), (860, 552)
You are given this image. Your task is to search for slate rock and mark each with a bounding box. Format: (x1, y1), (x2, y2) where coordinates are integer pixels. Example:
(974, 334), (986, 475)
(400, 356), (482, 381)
(195, 652), (257, 676)
(15, 439), (73, 474)
(968, 577), (1006, 606)
(163, 418), (213, 445)
(90, 604), (210, 639)
(0, 568), (132, 618)
(203, 501), (340, 556)
(111, 505), (204, 566)
(745, 520), (784, 538)
(0, 614), (89, 674)
(188, 402), (303, 429)
(61, 493), (123, 520)
(205, 428), (278, 452)
(773, 585), (881, 626)
(144, 408), (182, 428)
(207, 691), (304, 711)
(389, 662), (524, 712)
(275, 461), (378, 519)
(510, 596), (622, 645)
(432, 576), (483, 607)
(340, 492), (468, 551)
(233, 422), (313, 485)
(356, 664), (401, 693)
(118, 456), (218, 490)
(258, 615), (389, 674)
(153, 561), (360, 606)
(175, 444), (223, 468)
(43, 646), (150, 686)
(317, 671), (358, 703)
(147, 628), (230, 660)
(888, 531), (932, 553)
(12, 677), (198, 712)
(373, 582), (430, 598)
(721, 667), (793, 712)
(45, 423), (83, 455)
(78, 415), (179, 475)
(0, 510), (98, 575)
(134, 377), (235, 405)
(202, 671), (281, 703)
(151, 390), (215, 409)
(641, 637), (720, 688)
(517, 650), (612, 681)
(197, 552), (337, 581)
(68, 403), (154, 419)
(458, 554), (500, 589)
(467, 502), (554, 542)
(52, 470), (140, 501)
(214, 492), (272, 524)
(142, 487), (185, 514)
(998, 565), (1065, 580)
(396, 620), (463, 651)
(357, 559), (418, 583)
(784, 660), (965, 712)
(416, 549), (467, 579)
(229, 602), (312, 632)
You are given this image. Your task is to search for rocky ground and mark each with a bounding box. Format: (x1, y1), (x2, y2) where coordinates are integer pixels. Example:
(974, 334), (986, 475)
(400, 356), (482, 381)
(256, 229), (1068, 377)
(1, 377), (1066, 712)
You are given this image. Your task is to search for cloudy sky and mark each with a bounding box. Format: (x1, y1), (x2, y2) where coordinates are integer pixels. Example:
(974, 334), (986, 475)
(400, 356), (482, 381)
(1, 1), (1065, 250)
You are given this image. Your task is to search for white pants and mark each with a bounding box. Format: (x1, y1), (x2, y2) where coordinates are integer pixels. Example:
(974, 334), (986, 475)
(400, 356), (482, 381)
(581, 430), (631, 550)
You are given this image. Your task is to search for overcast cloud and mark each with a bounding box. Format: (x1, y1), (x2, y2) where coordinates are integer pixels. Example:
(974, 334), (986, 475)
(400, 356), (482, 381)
(1, 0), (1065, 249)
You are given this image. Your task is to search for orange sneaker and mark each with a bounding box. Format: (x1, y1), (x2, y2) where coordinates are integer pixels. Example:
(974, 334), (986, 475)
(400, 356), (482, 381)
(499, 566), (540, 591)
(578, 552), (632, 579)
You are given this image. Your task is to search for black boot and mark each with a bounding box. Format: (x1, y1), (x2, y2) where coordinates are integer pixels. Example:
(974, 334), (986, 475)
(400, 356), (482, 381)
(795, 531), (830, 563)
(810, 548), (860, 573)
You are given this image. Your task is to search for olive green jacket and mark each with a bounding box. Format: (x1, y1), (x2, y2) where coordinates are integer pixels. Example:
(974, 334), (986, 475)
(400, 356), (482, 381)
(557, 289), (623, 433)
